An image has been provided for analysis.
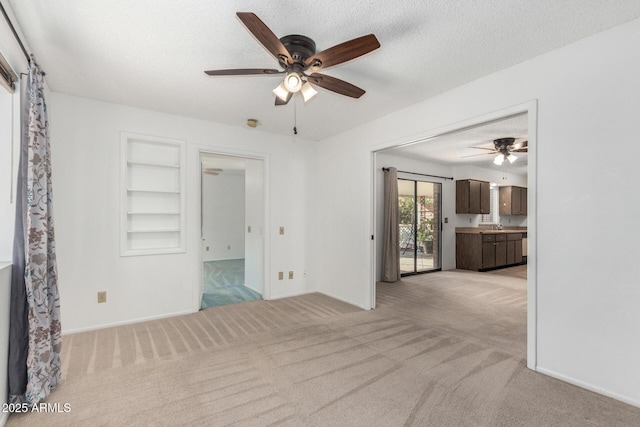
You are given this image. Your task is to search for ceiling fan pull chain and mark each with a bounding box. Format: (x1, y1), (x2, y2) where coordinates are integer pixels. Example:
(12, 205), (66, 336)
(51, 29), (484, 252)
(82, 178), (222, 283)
(293, 96), (298, 135)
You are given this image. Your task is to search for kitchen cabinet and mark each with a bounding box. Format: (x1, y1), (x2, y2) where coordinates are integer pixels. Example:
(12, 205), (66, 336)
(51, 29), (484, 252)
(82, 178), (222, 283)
(499, 186), (527, 215)
(506, 233), (523, 265)
(456, 232), (523, 271)
(482, 234), (506, 269)
(456, 179), (490, 214)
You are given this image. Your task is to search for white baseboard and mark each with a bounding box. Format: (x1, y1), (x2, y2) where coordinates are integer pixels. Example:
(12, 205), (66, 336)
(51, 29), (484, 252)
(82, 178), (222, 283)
(536, 366), (640, 409)
(61, 309), (196, 335)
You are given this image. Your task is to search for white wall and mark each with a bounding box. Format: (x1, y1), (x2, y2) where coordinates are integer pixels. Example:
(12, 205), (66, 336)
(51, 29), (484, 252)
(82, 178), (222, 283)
(0, 85), (20, 261)
(49, 93), (317, 333)
(245, 158), (264, 295)
(202, 173), (245, 261)
(316, 18), (640, 407)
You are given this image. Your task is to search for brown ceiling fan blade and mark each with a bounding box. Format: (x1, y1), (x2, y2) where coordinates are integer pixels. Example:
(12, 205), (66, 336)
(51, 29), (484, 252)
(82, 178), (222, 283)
(236, 12), (293, 65)
(274, 91), (293, 106)
(469, 146), (497, 151)
(205, 68), (284, 76)
(308, 73), (365, 98)
(305, 34), (380, 70)
(511, 140), (528, 152)
(461, 152), (497, 158)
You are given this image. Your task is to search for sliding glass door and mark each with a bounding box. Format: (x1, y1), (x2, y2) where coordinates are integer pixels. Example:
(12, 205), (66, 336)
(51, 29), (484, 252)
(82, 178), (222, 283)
(398, 179), (442, 275)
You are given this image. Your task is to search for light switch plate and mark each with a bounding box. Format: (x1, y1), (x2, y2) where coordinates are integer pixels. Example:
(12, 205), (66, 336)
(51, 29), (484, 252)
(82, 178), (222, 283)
(279, 226), (284, 235)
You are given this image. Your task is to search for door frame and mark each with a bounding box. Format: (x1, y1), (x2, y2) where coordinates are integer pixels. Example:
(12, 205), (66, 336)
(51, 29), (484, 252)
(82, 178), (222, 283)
(370, 100), (538, 370)
(194, 146), (270, 311)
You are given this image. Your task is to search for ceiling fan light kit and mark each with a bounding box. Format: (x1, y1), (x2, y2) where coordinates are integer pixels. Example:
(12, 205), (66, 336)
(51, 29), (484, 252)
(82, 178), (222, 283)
(284, 72), (302, 92)
(464, 137), (528, 166)
(205, 12), (380, 106)
(300, 82), (318, 102)
(273, 82), (290, 102)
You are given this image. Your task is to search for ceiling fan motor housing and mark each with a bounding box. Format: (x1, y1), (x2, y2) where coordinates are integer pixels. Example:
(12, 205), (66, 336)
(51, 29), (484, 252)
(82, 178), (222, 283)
(493, 137), (517, 156)
(280, 35), (316, 67)
(493, 137), (516, 149)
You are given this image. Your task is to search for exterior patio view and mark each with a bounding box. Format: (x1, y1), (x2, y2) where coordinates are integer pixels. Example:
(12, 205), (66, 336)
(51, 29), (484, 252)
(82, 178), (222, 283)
(398, 179), (442, 275)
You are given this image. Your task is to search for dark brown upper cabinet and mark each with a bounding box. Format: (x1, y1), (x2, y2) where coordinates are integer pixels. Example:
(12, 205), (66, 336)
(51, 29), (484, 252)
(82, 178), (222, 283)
(456, 179), (490, 214)
(499, 186), (527, 215)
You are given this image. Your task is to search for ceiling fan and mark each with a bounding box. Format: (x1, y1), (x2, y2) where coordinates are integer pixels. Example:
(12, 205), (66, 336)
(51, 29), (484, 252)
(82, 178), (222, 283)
(204, 12), (380, 105)
(462, 137), (528, 165)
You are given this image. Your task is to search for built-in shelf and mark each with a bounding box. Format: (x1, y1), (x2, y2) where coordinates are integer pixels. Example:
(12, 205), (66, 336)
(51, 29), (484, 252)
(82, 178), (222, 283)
(127, 160), (180, 168)
(126, 188), (180, 194)
(127, 229), (181, 233)
(127, 212), (180, 215)
(121, 133), (186, 256)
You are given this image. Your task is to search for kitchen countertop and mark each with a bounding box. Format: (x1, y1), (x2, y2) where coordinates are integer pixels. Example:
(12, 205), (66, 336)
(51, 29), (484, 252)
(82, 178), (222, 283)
(455, 227), (527, 234)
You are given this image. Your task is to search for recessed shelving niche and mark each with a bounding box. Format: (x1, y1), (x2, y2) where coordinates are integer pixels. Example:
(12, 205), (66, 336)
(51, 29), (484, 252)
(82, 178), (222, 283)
(121, 133), (186, 256)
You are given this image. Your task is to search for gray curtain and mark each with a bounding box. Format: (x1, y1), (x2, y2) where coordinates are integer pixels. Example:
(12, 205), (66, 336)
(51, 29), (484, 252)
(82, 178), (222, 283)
(382, 167), (401, 282)
(8, 57), (61, 404)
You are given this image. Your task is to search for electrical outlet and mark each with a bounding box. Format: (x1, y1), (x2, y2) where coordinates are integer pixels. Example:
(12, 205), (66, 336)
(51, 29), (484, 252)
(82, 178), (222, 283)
(97, 291), (107, 303)
(206, 246), (210, 251)
(279, 226), (285, 235)
(289, 271), (294, 279)
(278, 272), (284, 280)
(227, 245), (231, 250)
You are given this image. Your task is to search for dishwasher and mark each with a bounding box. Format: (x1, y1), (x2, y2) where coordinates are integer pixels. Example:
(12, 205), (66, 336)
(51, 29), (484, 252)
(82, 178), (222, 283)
(522, 232), (527, 263)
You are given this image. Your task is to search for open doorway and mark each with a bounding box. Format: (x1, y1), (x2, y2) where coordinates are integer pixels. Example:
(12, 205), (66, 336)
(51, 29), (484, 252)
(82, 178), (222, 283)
(200, 152), (265, 309)
(372, 103), (537, 368)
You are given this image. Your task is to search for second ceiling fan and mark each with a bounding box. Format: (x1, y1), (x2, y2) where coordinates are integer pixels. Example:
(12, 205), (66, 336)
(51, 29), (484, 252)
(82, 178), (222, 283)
(204, 12), (380, 105)
(463, 137), (528, 165)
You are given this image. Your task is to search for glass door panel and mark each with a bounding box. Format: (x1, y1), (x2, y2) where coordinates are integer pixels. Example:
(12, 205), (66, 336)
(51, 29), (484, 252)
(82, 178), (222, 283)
(398, 179), (416, 274)
(398, 179), (442, 275)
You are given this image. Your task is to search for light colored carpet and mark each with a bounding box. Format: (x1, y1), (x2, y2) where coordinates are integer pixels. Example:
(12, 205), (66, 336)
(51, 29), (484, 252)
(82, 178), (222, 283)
(201, 259), (262, 309)
(6, 272), (640, 426)
(486, 264), (527, 280)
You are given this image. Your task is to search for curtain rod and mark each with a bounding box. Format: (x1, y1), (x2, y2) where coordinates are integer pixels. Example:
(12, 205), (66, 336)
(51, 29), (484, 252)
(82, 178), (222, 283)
(382, 167), (454, 181)
(0, 2), (30, 64)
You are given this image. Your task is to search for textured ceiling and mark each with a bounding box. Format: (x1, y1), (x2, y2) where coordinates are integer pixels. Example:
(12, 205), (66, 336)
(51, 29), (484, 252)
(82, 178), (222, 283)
(381, 113), (529, 175)
(7, 1), (640, 140)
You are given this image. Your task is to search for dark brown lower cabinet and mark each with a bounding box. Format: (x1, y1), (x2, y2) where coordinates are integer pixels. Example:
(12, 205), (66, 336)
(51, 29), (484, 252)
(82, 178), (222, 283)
(456, 232), (523, 271)
(482, 234), (506, 269)
(506, 233), (523, 265)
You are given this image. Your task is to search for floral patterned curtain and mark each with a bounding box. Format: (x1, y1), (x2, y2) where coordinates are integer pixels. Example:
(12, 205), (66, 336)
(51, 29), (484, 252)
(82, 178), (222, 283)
(8, 56), (61, 404)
